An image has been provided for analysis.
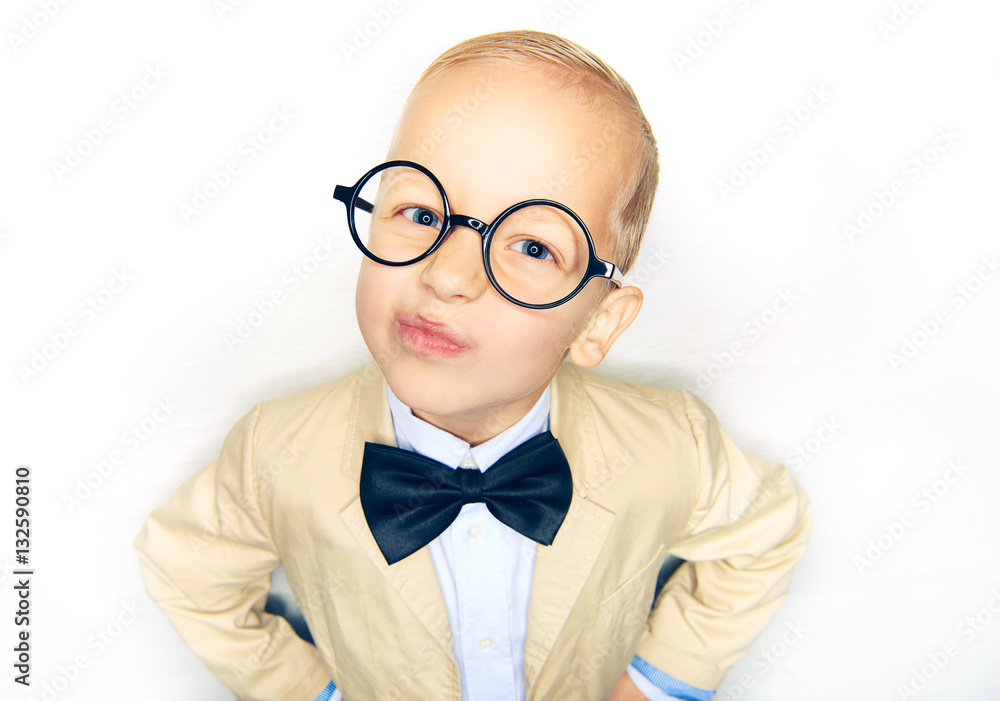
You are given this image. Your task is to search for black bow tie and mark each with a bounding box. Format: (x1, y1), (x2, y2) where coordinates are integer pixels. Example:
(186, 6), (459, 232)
(359, 431), (573, 565)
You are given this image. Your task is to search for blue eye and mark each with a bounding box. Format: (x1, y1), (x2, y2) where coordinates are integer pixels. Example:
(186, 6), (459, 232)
(513, 239), (554, 261)
(402, 207), (440, 229)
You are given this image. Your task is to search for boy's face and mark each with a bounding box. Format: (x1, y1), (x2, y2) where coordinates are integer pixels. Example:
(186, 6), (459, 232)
(355, 62), (637, 442)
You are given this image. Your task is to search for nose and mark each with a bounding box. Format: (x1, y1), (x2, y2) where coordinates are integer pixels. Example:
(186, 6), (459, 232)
(418, 220), (490, 303)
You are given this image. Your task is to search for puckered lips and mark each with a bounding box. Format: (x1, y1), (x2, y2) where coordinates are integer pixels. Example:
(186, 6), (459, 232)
(395, 312), (472, 359)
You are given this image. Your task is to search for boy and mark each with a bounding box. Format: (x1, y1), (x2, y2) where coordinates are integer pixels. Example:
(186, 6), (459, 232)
(135, 30), (810, 701)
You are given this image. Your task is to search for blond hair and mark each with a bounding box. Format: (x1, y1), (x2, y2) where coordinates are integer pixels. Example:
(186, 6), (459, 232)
(408, 30), (658, 274)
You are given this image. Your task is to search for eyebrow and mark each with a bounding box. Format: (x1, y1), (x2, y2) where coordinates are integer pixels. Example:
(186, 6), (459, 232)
(515, 203), (580, 230)
(359, 170), (440, 213)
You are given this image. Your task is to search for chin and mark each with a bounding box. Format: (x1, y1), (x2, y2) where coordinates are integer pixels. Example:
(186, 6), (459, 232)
(386, 374), (473, 418)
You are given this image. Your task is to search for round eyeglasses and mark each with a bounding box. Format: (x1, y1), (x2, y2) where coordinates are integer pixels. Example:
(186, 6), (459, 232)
(333, 161), (621, 309)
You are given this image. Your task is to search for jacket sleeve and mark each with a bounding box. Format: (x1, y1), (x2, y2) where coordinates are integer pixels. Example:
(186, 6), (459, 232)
(133, 404), (332, 701)
(634, 390), (812, 690)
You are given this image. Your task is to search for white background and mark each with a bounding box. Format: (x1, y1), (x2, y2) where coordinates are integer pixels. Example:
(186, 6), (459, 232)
(2, 0), (999, 699)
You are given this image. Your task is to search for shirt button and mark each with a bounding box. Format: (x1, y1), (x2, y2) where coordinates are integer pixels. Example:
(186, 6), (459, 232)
(467, 523), (483, 540)
(459, 456), (478, 469)
(477, 636), (494, 651)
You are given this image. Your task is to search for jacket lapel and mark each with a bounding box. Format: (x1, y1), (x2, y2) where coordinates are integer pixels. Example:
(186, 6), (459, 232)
(523, 363), (617, 690)
(337, 364), (455, 654)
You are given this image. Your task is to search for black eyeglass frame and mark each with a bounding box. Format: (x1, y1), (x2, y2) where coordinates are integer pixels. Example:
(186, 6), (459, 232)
(333, 160), (621, 310)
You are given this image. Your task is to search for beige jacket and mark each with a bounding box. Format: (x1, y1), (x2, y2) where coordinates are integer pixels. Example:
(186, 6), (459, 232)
(134, 362), (811, 700)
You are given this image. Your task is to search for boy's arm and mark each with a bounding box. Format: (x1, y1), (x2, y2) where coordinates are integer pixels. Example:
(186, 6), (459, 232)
(634, 390), (812, 691)
(134, 404), (332, 701)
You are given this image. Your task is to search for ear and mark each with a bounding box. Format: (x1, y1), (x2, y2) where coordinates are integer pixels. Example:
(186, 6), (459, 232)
(568, 284), (643, 368)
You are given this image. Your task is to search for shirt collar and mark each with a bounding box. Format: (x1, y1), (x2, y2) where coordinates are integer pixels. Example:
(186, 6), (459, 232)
(386, 384), (551, 472)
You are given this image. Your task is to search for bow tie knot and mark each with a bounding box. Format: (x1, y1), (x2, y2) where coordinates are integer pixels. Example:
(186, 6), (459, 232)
(460, 468), (484, 504)
(359, 431), (573, 565)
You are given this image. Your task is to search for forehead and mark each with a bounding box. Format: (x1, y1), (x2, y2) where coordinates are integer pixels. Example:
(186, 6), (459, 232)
(387, 62), (634, 254)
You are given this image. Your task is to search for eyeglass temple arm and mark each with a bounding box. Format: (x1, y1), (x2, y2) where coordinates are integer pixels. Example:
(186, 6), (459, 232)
(333, 185), (373, 214)
(594, 259), (622, 288)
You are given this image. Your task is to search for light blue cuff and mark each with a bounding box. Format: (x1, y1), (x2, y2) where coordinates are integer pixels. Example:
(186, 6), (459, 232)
(314, 680), (336, 701)
(631, 655), (714, 701)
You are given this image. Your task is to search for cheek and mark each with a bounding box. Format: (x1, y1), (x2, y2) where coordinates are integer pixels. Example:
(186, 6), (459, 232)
(484, 309), (580, 370)
(355, 263), (394, 339)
